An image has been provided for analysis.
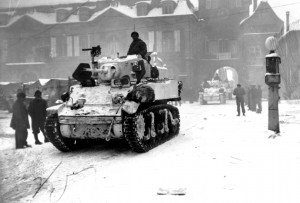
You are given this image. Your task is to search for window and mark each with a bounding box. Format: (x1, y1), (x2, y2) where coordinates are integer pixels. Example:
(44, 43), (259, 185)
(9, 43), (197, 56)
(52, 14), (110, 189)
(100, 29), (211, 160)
(208, 40), (218, 54)
(137, 4), (148, 16)
(206, 0), (211, 9)
(74, 36), (80, 56)
(148, 31), (154, 51)
(80, 35), (88, 56)
(229, 40), (238, 56)
(66, 35), (80, 57)
(219, 39), (229, 52)
(162, 2), (174, 14)
(139, 33), (149, 47)
(174, 30), (180, 52)
(248, 46), (262, 58)
(156, 31), (162, 52)
(50, 37), (57, 58)
(162, 31), (174, 52)
(57, 36), (67, 57)
(67, 36), (73, 57)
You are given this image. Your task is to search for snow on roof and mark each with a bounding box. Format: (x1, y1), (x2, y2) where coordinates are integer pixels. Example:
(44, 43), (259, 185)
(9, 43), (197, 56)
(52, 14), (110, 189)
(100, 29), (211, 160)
(240, 1), (283, 26)
(5, 62), (46, 65)
(135, 1), (151, 5)
(54, 7), (73, 11)
(161, 0), (178, 2)
(189, 0), (198, 10)
(39, 79), (51, 86)
(173, 0), (193, 15)
(0, 0), (102, 9)
(0, 15), (22, 27)
(27, 12), (57, 24)
(147, 0), (193, 17)
(147, 7), (163, 17)
(1, 0), (195, 26)
(110, 4), (137, 18)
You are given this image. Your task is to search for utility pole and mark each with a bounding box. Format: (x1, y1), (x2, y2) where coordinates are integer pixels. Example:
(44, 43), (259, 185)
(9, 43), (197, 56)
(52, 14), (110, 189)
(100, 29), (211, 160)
(265, 36), (281, 133)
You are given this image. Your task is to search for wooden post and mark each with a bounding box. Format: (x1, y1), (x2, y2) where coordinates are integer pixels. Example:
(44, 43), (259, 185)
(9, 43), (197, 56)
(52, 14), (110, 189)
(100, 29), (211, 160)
(268, 84), (280, 133)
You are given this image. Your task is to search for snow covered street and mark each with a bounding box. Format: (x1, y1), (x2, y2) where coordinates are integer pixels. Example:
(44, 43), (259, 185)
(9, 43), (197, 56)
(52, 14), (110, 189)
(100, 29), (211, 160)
(1, 100), (300, 203)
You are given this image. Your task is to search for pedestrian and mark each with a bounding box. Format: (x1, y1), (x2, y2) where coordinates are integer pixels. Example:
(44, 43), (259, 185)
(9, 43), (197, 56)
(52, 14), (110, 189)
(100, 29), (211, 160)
(127, 31), (148, 60)
(248, 85), (257, 111)
(10, 92), (31, 149)
(28, 90), (49, 144)
(256, 85), (262, 113)
(233, 84), (246, 116)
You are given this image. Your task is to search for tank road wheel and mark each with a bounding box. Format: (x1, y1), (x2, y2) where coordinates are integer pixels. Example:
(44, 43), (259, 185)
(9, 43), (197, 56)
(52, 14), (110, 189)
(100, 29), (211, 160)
(123, 104), (180, 153)
(45, 114), (78, 152)
(168, 108), (180, 134)
(136, 115), (146, 140)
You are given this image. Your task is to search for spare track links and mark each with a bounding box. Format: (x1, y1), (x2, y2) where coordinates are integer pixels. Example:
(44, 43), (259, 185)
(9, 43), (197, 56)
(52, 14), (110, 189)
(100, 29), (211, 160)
(123, 104), (180, 153)
(45, 113), (87, 152)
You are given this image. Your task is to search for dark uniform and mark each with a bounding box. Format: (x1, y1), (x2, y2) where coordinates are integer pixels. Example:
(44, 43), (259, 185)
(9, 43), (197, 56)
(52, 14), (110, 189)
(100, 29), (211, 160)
(233, 84), (246, 116)
(10, 92), (31, 149)
(127, 31), (147, 60)
(28, 90), (48, 144)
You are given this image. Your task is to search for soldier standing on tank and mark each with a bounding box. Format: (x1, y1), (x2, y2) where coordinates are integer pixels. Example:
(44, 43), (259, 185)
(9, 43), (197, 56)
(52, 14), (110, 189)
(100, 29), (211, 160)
(10, 92), (31, 149)
(127, 31), (147, 60)
(233, 84), (246, 116)
(28, 90), (49, 144)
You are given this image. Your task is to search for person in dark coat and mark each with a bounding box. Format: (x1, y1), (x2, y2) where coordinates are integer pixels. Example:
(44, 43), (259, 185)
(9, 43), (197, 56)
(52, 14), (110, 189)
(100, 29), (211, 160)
(127, 31), (147, 60)
(10, 92), (31, 149)
(248, 85), (258, 111)
(28, 90), (49, 144)
(256, 85), (262, 113)
(233, 84), (246, 116)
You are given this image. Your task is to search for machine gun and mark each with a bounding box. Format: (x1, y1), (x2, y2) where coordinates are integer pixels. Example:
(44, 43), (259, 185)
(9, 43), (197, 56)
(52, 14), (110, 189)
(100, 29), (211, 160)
(81, 45), (101, 77)
(82, 45), (101, 65)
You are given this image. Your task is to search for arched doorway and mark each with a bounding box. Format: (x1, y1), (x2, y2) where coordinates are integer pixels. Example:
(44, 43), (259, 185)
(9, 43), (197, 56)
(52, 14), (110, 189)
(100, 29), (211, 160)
(214, 66), (239, 88)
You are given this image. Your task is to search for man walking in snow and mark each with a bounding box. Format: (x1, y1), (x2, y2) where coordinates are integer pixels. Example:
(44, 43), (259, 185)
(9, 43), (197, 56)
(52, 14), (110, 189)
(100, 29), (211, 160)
(28, 90), (49, 144)
(127, 31), (147, 60)
(233, 84), (246, 116)
(10, 92), (31, 149)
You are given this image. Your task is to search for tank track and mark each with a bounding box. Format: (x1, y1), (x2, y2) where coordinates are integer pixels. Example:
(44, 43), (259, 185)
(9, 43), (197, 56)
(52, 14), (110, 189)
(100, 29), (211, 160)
(45, 113), (83, 152)
(123, 104), (180, 153)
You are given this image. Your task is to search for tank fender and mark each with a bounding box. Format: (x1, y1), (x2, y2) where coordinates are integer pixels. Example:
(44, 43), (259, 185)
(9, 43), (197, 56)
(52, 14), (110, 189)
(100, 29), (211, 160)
(46, 104), (64, 116)
(122, 101), (140, 114)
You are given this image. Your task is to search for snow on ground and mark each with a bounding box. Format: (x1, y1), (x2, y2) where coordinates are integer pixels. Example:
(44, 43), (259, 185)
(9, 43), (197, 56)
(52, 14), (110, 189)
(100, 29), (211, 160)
(0, 100), (300, 203)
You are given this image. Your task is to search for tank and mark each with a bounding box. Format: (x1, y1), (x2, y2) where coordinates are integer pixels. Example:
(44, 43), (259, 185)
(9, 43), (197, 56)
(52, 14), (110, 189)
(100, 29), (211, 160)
(199, 80), (226, 105)
(45, 46), (182, 153)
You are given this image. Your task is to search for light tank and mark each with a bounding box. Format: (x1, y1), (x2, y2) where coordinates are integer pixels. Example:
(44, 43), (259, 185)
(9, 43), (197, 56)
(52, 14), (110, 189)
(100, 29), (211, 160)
(45, 45), (182, 152)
